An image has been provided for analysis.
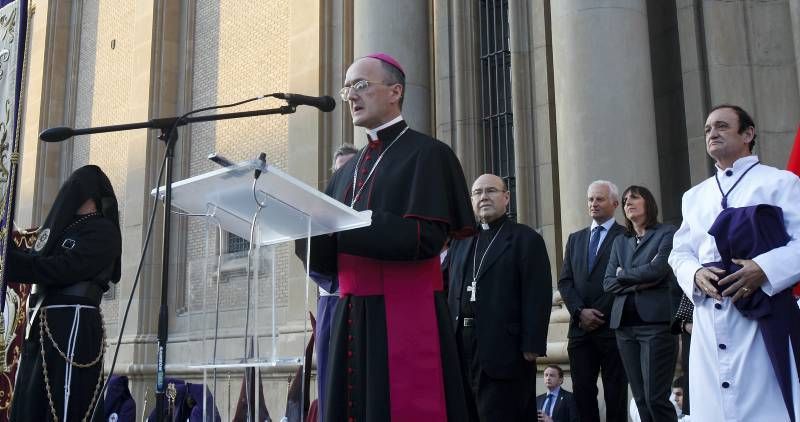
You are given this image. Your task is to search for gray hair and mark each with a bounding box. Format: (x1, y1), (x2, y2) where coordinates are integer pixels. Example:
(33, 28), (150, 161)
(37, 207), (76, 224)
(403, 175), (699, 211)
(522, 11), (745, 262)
(378, 61), (405, 108)
(587, 180), (620, 202)
(332, 143), (358, 171)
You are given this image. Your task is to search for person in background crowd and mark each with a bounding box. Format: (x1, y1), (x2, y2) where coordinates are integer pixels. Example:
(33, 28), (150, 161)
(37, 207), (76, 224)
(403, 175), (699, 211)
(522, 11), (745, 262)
(447, 174), (552, 421)
(604, 185), (680, 422)
(558, 180), (628, 422)
(670, 294), (693, 416)
(671, 377), (687, 420)
(535, 365), (579, 422)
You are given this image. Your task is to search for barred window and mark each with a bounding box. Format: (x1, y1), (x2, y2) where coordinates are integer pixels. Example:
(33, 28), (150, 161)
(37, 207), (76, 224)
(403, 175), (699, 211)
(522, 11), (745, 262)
(226, 232), (250, 254)
(478, 0), (516, 219)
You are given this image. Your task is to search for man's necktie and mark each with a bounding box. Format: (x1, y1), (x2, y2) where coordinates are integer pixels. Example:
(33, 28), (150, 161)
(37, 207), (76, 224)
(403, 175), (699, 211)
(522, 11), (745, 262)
(587, 225), (605, 270)
(543, 393), (555, 416)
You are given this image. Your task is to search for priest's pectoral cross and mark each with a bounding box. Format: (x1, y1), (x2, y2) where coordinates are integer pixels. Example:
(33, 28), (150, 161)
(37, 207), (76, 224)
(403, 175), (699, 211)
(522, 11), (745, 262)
(467, 281), (477, 302)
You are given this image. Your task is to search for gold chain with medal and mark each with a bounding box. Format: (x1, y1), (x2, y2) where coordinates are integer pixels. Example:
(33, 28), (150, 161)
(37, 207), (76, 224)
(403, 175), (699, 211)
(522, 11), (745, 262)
(349, 126), (410, 207)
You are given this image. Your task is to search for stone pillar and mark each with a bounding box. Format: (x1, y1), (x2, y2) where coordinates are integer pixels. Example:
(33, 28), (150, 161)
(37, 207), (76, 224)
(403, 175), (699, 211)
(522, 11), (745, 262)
(704, 0), (800, 167)
(676, 0), (713, 185)
(17, 0), (69, 229)
(792, 0), (800, 94)
(448, 0), (483, 179)
(118, 0), (182, 407)
(352, 0), (431, 139)
(506, 0), (569, 363)
(283, 0), (323, 352)
(320, 0), (353, 189)
(508, 0), (538, 229)
(551, 0), (661, 238)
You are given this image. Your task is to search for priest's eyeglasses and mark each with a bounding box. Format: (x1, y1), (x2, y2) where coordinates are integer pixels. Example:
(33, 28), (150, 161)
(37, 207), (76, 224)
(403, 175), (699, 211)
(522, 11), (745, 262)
(339, 80), (391, 101)
(471, 188), (506, 197)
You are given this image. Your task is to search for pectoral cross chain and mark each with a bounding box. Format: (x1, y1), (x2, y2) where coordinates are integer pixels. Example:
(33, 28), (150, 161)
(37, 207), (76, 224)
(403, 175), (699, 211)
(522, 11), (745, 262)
(467, 281), (477, 302)
(470, 222), (506, 304)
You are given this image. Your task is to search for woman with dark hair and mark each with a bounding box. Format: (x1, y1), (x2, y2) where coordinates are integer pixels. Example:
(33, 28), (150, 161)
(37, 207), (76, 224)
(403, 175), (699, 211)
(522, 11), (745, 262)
(603, 185), (681, 422)
(6, 165), (122, 422)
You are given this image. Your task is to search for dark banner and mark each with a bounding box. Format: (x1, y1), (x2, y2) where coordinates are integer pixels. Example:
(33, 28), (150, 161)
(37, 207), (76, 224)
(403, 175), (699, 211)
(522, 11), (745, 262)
(0, 0), (30, 420)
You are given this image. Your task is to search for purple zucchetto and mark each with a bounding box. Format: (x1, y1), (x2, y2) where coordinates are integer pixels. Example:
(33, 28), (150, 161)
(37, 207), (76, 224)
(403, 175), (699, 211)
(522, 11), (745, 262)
(365, 52), (405, 77)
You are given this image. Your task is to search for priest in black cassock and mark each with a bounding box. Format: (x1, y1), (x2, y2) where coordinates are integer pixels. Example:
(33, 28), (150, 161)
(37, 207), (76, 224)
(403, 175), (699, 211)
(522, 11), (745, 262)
(446, 174), (552, 421)
(299, 53), (475, 421)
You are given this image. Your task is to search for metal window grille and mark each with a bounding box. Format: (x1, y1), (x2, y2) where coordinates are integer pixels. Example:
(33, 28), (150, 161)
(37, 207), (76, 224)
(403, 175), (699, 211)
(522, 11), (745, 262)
(227, 232), (250, 254)
(478, 0), (516, 220)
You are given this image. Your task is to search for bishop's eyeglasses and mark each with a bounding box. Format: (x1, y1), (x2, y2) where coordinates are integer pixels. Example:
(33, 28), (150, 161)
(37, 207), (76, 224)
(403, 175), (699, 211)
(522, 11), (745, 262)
(471, 187), (506, 197)
(339, 80), (393, 101)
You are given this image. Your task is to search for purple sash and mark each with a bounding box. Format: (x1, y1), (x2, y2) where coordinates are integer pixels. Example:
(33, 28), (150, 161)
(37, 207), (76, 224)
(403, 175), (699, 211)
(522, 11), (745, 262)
(707, 204), (800, 421)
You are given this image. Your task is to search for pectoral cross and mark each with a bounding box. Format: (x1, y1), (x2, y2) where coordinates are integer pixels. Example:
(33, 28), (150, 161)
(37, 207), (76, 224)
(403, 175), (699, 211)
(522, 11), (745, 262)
(467, 281), (477, 302)
(166, 382), (177, 419)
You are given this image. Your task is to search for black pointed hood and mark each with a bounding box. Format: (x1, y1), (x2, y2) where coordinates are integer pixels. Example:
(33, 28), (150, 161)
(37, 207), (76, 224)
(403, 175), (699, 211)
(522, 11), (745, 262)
(35, 165), (121, 282)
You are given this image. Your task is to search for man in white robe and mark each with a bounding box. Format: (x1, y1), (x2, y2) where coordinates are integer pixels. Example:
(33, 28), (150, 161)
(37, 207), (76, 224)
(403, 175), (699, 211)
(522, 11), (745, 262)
(669, 104), (800, 422)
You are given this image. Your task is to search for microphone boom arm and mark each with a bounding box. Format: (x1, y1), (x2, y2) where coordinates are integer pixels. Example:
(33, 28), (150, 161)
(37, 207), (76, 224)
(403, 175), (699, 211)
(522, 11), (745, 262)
(37, 101), (297, 422)
(40, 104), (297, 142)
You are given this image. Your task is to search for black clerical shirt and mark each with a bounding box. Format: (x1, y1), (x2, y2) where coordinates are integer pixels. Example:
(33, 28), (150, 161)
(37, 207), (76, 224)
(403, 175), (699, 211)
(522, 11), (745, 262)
(460, 214), (508, 317)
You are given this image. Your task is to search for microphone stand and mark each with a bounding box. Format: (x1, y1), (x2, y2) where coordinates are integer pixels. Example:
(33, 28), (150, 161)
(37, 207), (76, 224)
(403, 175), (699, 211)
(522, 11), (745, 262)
(39, 104), (297, 422)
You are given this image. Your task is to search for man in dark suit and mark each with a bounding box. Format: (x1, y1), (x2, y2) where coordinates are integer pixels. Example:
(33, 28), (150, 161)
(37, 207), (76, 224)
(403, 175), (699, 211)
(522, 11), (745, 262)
(447, 173), (553, 421)
(536, 365), (579, 422)
(557, 180), (628, 422)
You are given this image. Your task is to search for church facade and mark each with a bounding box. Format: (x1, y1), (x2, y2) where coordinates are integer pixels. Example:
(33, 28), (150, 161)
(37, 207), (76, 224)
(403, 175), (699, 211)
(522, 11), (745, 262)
(12, 0), (800, 418)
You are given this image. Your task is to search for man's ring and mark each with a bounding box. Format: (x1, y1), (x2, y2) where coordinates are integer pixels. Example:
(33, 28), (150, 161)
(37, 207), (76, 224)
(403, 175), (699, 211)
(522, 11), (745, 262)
(742, 287), (750, 293)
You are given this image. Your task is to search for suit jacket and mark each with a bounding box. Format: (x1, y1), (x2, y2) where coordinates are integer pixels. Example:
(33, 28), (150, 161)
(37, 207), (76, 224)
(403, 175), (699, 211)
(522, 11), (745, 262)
(535, 388), (579, 422)
(603, 223), (681, 329)
(447, 220), (552, 379)
(558, 222), (625, 338)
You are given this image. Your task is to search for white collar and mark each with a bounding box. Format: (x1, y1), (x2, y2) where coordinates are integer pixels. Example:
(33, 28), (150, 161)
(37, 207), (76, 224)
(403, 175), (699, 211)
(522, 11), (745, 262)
(590, 217), (616, 232)
(715, 155), (759, 177)
(546, 386), (561, 397)
(366, 115), (404, 140)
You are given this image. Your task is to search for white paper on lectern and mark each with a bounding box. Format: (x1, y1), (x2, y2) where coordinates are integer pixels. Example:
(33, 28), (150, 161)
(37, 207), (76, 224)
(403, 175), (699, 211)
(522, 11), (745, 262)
(151, 159), (372, 244)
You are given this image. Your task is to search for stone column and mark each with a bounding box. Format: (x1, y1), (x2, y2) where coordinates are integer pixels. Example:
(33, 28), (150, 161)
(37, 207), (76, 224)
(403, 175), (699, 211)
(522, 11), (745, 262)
(792, 0), (800, 95)
(352, 0), (431, 139)
(676, 0), (713, 185)
(704, 0), (800, 168)
(449, 0), (485, 187)
(283, 0), (323, 355)
(118, 0), (181, 407)
(507, 0), (569, 364)
(551, 0), (661, 238)
(17, 0), (70, 229)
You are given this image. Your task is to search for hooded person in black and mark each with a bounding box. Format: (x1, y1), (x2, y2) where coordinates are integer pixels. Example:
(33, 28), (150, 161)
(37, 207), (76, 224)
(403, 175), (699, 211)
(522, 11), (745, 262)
(6, 165), (122, 422)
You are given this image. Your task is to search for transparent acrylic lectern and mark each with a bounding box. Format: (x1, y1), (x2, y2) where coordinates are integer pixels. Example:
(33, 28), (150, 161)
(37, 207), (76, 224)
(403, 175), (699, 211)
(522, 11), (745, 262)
(152, 158), (371, 420)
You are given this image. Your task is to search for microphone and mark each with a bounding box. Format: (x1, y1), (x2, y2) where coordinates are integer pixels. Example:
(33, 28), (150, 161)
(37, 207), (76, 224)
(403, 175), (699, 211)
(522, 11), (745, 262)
(40, 126), (75, 143)
(207, 152), (235, 168)
(273, 93), (336, 112)
(254, 152), (267, 179)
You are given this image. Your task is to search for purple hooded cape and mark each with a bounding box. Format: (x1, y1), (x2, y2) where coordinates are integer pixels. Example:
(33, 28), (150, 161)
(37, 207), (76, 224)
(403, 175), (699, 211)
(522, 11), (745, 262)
(707, 204), (800, 421)
(146, 378), (221, 422)
(104, 375), (136, 421)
